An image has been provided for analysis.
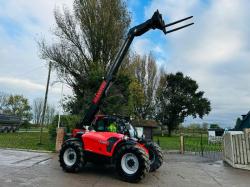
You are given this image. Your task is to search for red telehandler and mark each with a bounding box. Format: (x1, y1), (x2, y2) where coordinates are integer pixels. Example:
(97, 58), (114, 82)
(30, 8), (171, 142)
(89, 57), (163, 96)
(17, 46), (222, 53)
(59, 10), (193, 182)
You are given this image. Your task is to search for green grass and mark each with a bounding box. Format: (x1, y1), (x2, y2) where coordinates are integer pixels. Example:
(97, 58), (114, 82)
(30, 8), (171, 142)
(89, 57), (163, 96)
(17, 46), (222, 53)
(154, 135), (222, 152)
(18, 127), (48, 132)
(0, 132), (55, 151)
(153, 135), (180, 150)
(184, 135), (222, 152)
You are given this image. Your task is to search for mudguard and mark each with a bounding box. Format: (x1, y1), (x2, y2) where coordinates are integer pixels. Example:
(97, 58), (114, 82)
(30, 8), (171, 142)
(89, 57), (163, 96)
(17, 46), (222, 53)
(64, 138), (82, 143)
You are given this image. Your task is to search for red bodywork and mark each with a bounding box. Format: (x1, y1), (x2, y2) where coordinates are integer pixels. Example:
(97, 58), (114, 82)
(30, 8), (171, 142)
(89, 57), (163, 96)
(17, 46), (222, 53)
(72, 128), (148, 157)
(92, 81), (107, 104)
(83, 132), (124, 156)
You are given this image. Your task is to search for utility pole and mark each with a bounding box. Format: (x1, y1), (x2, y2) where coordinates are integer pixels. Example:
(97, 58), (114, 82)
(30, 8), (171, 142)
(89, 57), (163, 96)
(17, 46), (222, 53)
(57, 68), (65, 128)
(39, 61), (52, 145)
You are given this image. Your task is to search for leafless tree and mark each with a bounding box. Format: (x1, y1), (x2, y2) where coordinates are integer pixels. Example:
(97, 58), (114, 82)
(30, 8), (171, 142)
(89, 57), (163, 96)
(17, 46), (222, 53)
(130, 53), (159, 119)
(45, 105), (56, 125)
(33, 98), (43, 125)
(33, 98), (56, 125)
(0, 92), (8, 112)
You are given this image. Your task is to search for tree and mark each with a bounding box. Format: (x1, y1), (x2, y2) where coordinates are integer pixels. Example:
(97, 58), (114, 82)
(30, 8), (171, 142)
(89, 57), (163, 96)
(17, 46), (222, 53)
(4, 94), (32, 121)
(33, 98), (56, 125)
(33, 98), (43, 125)
(234, 117), (242, 130)
(49, 115), (80, 140)
(188, 123), (201, 130)
(210, 123), (221, 129)
(21, 120), (32, 131)
(128, 54), (158, 119)
(128, 79), (145, 117)
(202, 122), (209, 130)
(45, 104), (56, 125)
(39, 0), (131, 115)
(0, 92), (8, 112)
(156, 72), (211, 136)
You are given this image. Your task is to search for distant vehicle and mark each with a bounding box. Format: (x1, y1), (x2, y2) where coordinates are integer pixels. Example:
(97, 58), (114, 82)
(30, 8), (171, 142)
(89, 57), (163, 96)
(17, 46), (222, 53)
(0, 114), (22, 133)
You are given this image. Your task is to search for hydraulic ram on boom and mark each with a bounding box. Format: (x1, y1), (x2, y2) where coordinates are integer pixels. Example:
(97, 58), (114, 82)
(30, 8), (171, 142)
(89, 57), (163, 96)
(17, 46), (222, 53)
(80, 10), (193, 127)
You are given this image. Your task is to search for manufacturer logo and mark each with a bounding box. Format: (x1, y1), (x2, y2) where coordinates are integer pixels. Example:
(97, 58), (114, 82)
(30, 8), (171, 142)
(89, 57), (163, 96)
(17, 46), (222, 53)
(98, 140), (108, 145)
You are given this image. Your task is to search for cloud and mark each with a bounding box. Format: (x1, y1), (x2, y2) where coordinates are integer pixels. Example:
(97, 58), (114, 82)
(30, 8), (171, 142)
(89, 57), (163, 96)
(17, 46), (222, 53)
(144, 0), (200, 20)
(0, 75), (72, 108)
(0, 0), (73, 27)
(0, 77), (45, 91)
(133, 38), (151, 56)
(1, 0), (250, 127)
(132, 38), (166, 58)
(0, 0), (74, 107)
(145, 0), (250, 127)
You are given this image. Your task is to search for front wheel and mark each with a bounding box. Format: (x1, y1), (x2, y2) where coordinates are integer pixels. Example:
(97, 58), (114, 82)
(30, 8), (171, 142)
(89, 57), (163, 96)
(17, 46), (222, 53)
(145, 141), (163, 172)
(59, 140), (85, 172)
(115, 144), (150, 183)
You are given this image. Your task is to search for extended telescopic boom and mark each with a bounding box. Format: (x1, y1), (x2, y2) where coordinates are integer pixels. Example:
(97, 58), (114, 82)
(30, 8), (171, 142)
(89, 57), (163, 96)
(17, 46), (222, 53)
(80, 10), (194, 127)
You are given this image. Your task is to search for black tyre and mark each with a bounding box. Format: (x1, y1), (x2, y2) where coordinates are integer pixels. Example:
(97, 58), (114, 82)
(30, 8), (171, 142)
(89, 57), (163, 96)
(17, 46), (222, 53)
(59, 140), (85, 173)
(145, 141), (163, 172)
(115, 144), (150, 183)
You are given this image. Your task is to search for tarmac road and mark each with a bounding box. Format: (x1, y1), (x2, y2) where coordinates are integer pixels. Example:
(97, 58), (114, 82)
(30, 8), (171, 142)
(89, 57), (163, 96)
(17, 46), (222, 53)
(0, 149), (250, 187)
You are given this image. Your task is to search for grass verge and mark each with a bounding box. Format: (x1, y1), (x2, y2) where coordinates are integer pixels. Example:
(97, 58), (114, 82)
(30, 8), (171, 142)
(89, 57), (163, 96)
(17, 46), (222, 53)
(154, 135), (222, 152)
(0, 132), (55, 151)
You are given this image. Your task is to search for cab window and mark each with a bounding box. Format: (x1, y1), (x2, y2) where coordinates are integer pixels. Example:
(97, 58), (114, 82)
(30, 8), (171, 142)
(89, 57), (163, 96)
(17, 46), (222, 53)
(95, 120), (105, 131)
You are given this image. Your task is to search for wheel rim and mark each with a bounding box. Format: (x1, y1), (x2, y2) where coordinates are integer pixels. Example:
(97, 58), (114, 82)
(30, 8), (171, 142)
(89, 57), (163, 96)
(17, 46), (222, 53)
(63, 148), (77, 167)
(121, 153), (139, 175)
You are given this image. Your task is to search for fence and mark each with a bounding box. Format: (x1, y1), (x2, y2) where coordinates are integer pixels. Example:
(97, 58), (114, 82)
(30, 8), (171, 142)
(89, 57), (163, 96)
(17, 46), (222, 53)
(224, 130), (250, 170)
(154, 130), (223, 160)
(183, 130), (223, 160)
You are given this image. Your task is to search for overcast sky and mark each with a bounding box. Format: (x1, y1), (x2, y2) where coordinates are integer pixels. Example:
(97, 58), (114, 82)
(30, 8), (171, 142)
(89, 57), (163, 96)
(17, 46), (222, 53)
(0, 0), (249, 128)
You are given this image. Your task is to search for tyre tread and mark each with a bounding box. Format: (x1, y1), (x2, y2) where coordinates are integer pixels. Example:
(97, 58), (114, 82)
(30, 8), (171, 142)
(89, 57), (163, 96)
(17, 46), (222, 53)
(59, 140), (85, 173)
(145, 141), (163, 172)
(115, 144), (150, 183)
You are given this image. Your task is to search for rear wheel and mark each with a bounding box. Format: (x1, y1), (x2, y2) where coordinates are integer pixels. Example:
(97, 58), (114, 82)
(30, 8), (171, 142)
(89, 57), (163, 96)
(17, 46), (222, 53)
(115, 144), (150, 183)
(59, 141), (85, 172)
(145, 141), (163, 172)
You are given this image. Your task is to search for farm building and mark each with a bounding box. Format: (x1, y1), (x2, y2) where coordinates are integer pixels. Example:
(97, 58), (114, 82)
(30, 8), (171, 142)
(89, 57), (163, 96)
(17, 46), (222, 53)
(132, 119), (158, 140)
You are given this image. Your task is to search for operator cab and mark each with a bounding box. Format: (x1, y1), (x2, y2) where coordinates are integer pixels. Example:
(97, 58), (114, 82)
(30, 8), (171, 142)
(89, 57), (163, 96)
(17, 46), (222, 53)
(92, 115), (138, 138)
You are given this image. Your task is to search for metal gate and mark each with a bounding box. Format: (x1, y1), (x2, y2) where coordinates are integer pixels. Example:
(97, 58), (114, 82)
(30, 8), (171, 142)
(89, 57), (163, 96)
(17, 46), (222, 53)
(184, 130), (223, 160)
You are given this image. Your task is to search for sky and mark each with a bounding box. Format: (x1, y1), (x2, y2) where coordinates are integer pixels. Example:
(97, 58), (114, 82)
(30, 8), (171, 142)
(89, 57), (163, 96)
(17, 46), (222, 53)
(0, 0), (250, 128)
